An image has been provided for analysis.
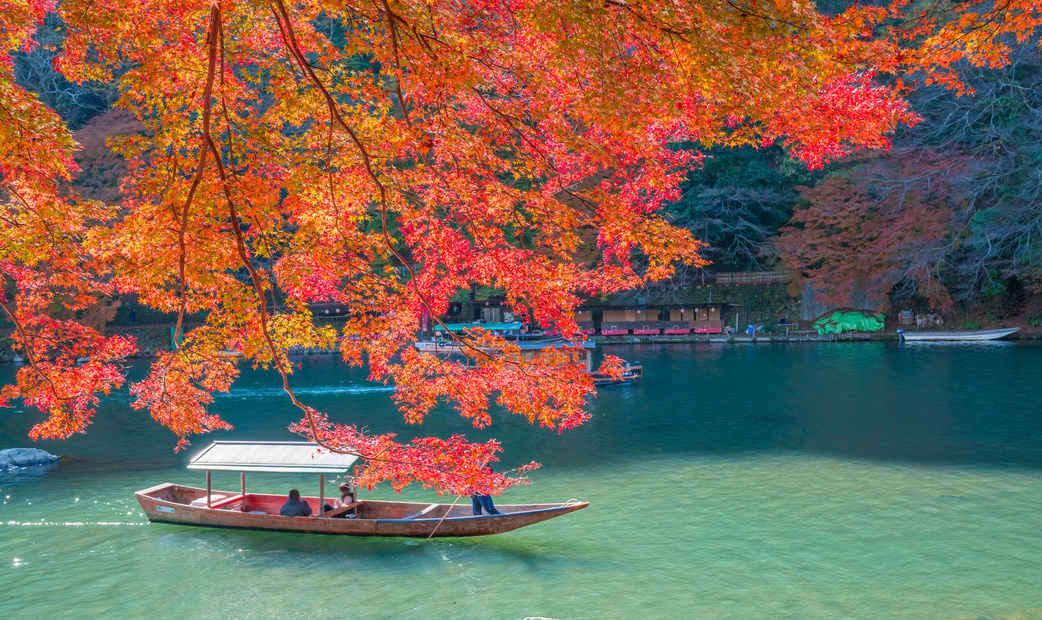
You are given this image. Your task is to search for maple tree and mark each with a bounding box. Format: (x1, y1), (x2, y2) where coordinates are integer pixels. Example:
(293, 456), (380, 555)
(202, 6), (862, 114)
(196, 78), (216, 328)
(2, 0), (1029, 495)
(776, 150), (961, 311)
(894, 0), (1042, 93)
(904, 42), (1042, 302)
(779, 37), (1042, 312)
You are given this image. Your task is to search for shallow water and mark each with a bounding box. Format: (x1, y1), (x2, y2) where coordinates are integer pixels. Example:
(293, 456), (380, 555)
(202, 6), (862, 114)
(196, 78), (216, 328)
(2, 342), (1042, 619)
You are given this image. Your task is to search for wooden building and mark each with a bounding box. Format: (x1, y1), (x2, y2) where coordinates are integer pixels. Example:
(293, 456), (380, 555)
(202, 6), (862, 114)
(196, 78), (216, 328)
(600, 309), (661, 335)
(664, 309), (692, 334)
(690, 305), (724, 333)
(661, 306), (727, 334)
(575, 310), (596, 335)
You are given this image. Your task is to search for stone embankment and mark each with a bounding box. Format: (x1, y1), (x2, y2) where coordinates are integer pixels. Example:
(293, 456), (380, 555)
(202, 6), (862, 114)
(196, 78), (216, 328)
(594, 330), (1042, 345)
(594, 332), (893, 344)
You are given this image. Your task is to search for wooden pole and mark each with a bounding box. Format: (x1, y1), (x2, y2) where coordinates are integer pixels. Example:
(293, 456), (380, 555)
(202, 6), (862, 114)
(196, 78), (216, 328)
(206, 470), (212, 508)
(240, 472), (246, 511)
(426, 495), (464, 540)
(318, 474), (325, 517)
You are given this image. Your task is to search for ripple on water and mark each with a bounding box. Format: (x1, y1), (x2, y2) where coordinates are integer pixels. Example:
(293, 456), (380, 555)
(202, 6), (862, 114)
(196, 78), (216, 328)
(1, 344), (1042, 619)
(2, 454), (1041, 619)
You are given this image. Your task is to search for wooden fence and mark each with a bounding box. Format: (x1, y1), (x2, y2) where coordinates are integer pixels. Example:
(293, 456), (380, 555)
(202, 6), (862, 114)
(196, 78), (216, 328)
(644, 271), (793, 288)
(713, 271), (792, 286)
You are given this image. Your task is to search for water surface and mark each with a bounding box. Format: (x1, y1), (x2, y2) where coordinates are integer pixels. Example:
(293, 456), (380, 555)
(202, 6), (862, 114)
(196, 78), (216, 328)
(2, 342), (1041, 619)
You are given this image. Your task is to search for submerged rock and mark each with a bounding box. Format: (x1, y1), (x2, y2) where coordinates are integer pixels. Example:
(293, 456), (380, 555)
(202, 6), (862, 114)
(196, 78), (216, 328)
(0, 448), (59, 469)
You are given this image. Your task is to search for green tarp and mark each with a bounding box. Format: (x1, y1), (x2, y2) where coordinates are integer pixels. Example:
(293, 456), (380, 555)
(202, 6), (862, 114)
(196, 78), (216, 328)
(813, 311), (886, 335)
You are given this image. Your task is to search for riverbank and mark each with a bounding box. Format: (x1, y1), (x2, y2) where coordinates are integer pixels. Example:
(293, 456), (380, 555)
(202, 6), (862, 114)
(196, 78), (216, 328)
(2, 324), (1041, 363)
(594, 328), (1042, 345)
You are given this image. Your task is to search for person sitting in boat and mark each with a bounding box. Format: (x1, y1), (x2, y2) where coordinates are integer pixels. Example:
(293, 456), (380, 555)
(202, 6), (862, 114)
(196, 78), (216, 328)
(471, 464), (501, 516)
(330, 481), (357, 519)
(279, 489), (313, 517)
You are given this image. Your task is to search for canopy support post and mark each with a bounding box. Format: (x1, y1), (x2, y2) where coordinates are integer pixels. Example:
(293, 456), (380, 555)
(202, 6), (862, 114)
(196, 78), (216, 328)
(319, 474), (325, 517)
(206, 470), (212, 508)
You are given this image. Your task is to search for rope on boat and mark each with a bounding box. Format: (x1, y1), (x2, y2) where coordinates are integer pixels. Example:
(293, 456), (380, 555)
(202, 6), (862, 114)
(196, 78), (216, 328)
(565, 498), (581, 506)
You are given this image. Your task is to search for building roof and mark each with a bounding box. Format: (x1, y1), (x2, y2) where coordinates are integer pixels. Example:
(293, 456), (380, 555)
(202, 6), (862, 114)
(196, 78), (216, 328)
(187, 441), (359, 474)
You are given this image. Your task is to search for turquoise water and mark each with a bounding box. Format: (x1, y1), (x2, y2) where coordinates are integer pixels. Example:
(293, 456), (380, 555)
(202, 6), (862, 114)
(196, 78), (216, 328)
(2, 343), (1042, 619)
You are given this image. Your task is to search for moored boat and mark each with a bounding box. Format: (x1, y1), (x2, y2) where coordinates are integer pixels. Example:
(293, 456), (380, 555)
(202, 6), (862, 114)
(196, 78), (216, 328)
(414, 332), (642, 386)
(897, 327), (1020, 341)
(590, 361), (643, 386)
(135, 441), (588, 538)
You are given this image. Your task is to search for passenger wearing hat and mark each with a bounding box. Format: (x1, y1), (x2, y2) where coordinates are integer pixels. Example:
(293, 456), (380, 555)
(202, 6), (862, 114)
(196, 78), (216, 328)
(331, 481), (357, 519)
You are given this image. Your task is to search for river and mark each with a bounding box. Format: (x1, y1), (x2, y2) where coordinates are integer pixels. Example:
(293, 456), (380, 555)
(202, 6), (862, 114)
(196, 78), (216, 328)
(2, 342), (1041, 619)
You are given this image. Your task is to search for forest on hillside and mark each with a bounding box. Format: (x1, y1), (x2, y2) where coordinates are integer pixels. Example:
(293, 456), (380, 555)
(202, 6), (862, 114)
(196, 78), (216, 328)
(658, 40), (1042, 323)
(13, 10), (1042, 325)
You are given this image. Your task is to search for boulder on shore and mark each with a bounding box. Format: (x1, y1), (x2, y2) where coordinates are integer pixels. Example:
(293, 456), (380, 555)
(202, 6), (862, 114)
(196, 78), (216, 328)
(0, 448), (59, 469)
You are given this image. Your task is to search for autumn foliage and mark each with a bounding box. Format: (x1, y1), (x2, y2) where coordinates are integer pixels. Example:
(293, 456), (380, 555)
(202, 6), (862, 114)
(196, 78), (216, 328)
(1, 0), (1034, 493)
(776, 151), (961, 310)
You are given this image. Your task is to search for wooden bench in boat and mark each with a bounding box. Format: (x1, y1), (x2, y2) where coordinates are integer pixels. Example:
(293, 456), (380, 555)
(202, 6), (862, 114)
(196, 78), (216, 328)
(189, 493), (246, 509)
(320, 501), (363, 518)
(189, 494), (225, 507)
(210, 494), (246, 509)
(404, 504), (439, 520)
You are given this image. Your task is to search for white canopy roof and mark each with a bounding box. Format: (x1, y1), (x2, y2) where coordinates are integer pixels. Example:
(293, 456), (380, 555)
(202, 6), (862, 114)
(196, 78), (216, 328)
(187, 441), (359, 474)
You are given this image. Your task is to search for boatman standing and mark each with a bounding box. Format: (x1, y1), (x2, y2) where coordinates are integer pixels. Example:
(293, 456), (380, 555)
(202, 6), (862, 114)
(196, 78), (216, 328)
(471, 464), (501, 516)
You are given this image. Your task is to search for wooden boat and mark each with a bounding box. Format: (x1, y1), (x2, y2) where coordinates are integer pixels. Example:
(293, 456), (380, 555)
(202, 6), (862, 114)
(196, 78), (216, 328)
(414, 334), (642, 387)
(415, 339), (641, 386)
(135, 441), (588, 538)
(413, 334), (589, 356)
(897, 327), (1020, 342)
(590, 361), (643, 386)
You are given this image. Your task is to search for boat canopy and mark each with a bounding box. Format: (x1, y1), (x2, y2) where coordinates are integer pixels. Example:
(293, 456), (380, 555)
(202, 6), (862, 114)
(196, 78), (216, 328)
(187, 441), (359, 474)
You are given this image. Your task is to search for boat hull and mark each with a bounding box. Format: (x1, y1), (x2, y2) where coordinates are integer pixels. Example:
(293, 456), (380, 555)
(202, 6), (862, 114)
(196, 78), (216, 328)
(135, 484), (587, 538)
(898, 327), (1020, 341)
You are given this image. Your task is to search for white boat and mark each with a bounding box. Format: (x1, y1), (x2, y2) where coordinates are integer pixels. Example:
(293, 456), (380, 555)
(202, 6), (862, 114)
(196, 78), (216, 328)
(897, 327), (1020, 341)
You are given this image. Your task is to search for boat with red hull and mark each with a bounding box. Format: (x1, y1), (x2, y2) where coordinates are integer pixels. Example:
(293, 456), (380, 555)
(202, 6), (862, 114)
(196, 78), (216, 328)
(135, 442), (588, 538)
(136, 484), (587, 537)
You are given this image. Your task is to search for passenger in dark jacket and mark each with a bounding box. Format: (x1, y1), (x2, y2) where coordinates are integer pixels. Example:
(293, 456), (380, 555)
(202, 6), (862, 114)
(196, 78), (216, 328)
(279, 489), (312, 517)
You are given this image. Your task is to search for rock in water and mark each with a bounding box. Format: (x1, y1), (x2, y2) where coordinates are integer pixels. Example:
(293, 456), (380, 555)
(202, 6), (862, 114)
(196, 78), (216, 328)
(0, 448), (59, 469)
